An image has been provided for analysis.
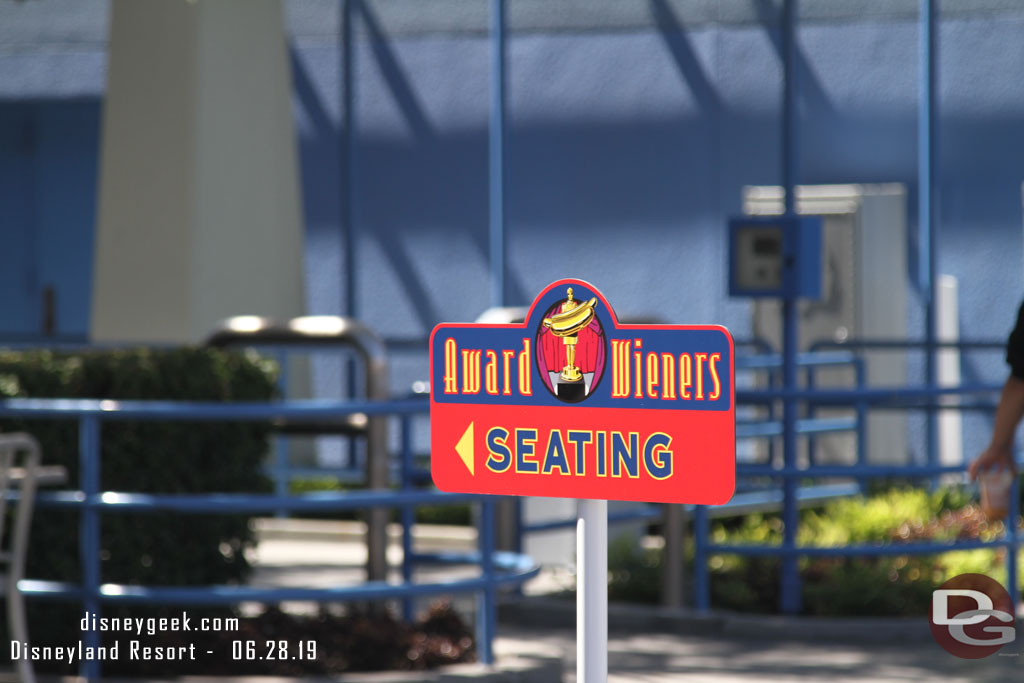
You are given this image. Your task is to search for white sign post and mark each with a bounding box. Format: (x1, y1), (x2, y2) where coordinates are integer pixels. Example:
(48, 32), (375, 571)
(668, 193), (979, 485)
(577, 498), (608, 683)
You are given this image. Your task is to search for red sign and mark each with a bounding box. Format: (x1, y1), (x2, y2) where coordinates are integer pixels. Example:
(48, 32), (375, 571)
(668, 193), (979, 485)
(429, 279), (735, 504)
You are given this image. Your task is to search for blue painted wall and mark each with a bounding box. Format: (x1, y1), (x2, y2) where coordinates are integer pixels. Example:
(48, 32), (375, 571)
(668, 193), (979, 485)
(4, 3), (1024, 459)
(0, 100), (100, 339)
(292, 13), (1024, 374)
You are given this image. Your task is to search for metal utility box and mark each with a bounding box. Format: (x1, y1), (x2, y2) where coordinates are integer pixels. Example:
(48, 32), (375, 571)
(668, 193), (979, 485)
(744, 184), (909, 466)
(729, 215), (823, 299)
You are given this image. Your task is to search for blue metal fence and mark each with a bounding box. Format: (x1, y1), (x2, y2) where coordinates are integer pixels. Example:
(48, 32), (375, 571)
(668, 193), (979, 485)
(695, 379), (1020, 614)
(0, 397), (538, 681)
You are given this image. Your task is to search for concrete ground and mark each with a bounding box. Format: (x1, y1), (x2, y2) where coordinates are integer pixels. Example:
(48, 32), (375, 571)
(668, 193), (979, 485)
(5, 520), (1018, 681)
(499, 626), (1020, 682)
(248, 519), (1022, 682)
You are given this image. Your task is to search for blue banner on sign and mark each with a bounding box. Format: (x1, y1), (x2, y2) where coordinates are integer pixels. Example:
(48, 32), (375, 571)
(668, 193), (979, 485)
(430, 282), (732, 412)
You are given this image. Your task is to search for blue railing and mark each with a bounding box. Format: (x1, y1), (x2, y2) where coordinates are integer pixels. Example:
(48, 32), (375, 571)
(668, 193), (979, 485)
(695, 380), (1019, 613)
(518, 350), (870, 596)
(0, 397), (539, 681)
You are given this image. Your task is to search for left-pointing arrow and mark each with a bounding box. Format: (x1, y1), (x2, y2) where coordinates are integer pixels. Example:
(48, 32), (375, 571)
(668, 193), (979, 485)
(455, 422), (474, 476)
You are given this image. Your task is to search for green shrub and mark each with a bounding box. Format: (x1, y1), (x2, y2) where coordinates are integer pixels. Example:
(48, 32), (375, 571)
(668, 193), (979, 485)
(607, 536), (662, 604)
(709, 486), (1015, 616)
(602, 486), (1017, 616)
(0, 348), (277, 649)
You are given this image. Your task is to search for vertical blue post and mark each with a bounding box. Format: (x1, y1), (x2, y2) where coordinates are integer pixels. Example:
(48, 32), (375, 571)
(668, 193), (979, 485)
(341, 0), (358, 320)
(489, 0), (506, 308)
(766, 363), (777, 467)
(399, 416), (415, 622)
(513, 497), (523, 555)
(340, 0), (360, 456)
(780, 300), (801, 615)
(478, 497), (497, 665)
(919, 0), (939, 476)
(1007, 475), (1020, 609)
(779, 0), (802, 615)
(805, 363), (816, 466)
(694, 505), (710, 611)
(854, 358), (869, 493)
(79, 415), (101, 682)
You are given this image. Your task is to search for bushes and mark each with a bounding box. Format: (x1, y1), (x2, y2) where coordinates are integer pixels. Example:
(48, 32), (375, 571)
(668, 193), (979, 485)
(709, 486), (1012, 616)
(604, 485), (1016, 616)
(0, 348), (277, 649)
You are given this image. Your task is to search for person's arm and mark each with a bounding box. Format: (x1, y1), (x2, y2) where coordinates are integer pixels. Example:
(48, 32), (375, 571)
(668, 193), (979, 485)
(969, 374), (1024, 479)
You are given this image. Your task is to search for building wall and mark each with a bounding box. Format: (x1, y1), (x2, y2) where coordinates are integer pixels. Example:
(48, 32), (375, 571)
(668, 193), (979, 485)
(3, 0), (1024, 457)
(0, 100), (100, 340)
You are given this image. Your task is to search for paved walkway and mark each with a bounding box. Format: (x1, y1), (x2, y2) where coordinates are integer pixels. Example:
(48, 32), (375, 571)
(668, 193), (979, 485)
(248, 519), (1022, 682)
(6, 520), (1015, 681)
(497, 626), (1020, 682)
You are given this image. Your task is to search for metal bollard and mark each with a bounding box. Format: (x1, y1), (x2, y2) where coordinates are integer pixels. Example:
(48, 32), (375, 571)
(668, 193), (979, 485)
(207, 315), (391, 584)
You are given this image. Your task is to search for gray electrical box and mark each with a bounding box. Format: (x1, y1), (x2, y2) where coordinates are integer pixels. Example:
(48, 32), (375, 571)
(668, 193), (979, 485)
(734, 224), (784, 291)
(729, 215), (822, 299)
(743, 184), (909, 466)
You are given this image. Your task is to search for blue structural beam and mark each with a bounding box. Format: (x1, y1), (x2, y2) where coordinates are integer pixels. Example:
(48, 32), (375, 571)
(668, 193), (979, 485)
(919, 0), (940, 473)
(341, 0), (358, 319)
(489, 0), (506, 308)
(779, 0), (802, 616)
(78, 416), (101, 682)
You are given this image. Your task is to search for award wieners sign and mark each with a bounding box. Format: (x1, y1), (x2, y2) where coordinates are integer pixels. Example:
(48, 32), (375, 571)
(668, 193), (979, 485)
(429, 279), (735, 504)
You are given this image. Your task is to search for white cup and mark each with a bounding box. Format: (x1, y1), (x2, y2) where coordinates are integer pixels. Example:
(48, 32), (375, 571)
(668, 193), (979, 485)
(979, 469), (1014, 521)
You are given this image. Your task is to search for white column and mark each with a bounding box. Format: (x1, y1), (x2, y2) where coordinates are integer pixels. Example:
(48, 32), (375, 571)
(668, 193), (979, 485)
(577, 498), (608, 683)
(92, 0), (304, 343)
(937, 275), (963, 468)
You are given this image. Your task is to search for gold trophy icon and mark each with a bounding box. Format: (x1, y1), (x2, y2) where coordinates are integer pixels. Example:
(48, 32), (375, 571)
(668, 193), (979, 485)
(542, 287), (598, 383)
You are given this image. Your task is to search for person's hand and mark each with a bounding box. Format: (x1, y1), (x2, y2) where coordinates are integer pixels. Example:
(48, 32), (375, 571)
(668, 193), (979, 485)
(968, 443), (1016, 480)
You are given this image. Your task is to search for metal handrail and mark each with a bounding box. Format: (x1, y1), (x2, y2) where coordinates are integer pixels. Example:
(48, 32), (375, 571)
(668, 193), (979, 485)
(0, 397), (537, 681)
(207, 315), (391, 584)
(693, 383), (1019, 615)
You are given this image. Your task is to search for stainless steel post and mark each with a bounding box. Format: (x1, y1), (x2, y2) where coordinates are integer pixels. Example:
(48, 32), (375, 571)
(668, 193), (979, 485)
(207, 315), (390, 583)
(661, 504), (685, 608)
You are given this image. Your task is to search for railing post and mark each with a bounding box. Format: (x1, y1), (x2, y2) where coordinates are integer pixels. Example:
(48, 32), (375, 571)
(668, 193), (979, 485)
(805, 361), (816, 466)
(854, 358), (869, 494)
(661, 504), (685, 608)
(489, 0), (506, 308)
(206, 316), (392, 586)
(1007, 474), (1020, 609)
(779, 0), (803, 617)
(363, 343), (391, 587)
(400, 415), (415, 622)
(478, 496), (497, 666)
(919, 0), (940, 482)
(79, 415), (101, 682)
(694, 505), (709, 611)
